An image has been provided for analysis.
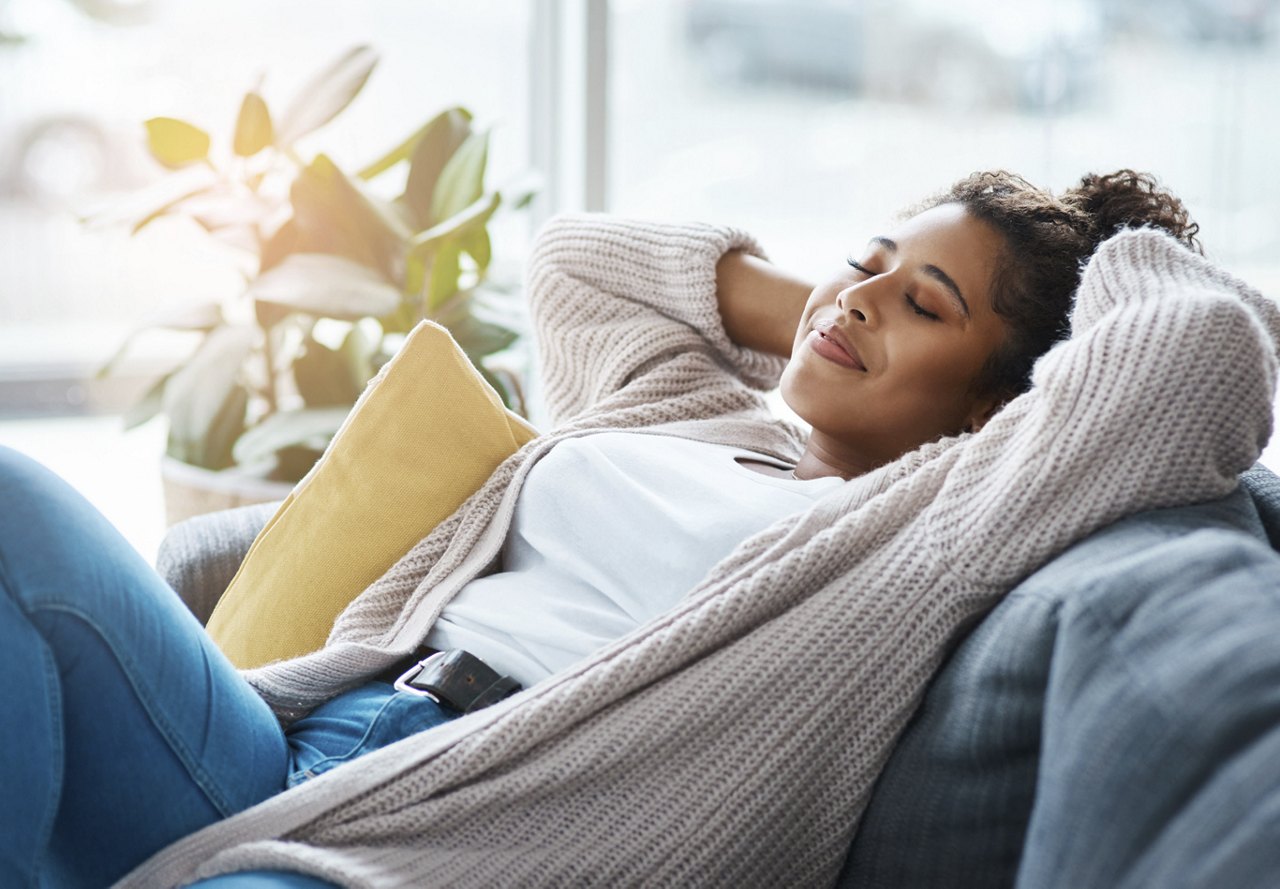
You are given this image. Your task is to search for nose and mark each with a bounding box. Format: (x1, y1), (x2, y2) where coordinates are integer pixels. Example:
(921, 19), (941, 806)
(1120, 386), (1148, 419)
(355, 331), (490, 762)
(836, 286), (872, 325)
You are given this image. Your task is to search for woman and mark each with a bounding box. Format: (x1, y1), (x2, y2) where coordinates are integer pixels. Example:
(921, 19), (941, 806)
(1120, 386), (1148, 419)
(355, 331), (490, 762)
(2, 170), (1274, 888)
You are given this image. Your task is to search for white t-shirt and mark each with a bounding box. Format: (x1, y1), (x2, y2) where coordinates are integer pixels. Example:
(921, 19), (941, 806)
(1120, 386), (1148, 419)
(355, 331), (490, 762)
(425, 431), (844, 687)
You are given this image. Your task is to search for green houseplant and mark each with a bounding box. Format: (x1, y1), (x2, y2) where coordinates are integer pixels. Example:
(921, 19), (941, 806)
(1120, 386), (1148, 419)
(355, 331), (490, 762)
(99, 45), (534, 517)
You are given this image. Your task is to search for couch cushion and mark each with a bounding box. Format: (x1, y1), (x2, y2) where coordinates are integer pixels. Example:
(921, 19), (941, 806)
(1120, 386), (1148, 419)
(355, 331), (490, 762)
(1016, 502), (1280, 887)
(203, 321), (538, 669)
(839, 465), (1280, 887)
(156, 501), (279, 625)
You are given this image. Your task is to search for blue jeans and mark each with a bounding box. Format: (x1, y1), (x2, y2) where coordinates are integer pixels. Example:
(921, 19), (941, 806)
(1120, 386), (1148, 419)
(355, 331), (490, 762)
(0, 447), (458, 887)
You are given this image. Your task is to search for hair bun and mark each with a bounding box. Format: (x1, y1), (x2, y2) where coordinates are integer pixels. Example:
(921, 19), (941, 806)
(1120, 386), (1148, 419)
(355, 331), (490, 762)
(1063, 169), (1201, 253)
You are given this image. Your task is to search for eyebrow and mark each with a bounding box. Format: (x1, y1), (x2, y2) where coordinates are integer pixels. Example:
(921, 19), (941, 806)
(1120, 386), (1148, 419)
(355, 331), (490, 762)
(868, 236), (971, 319)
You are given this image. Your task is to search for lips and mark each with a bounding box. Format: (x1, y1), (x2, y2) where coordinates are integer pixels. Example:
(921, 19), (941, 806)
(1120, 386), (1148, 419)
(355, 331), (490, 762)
(808, 319), (866, 371)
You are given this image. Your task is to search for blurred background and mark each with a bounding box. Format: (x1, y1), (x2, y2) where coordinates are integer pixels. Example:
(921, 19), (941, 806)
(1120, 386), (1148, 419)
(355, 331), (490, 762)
(2, 0), (1279, 561)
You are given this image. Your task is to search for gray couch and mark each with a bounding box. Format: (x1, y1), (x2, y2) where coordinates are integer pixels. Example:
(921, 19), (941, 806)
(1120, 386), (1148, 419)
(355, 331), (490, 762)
(159, 465), (1280, 888)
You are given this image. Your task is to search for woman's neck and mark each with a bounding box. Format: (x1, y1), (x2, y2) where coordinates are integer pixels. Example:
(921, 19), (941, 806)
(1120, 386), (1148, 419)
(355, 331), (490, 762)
(793, 433), (876, 481)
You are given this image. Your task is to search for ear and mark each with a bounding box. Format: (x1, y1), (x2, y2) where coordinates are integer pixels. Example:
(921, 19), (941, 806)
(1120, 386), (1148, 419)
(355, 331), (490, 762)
(962, 394), (1008, 435)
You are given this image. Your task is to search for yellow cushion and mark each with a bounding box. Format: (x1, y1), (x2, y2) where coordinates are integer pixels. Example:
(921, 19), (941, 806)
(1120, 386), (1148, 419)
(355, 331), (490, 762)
(205, 320), (539, 669)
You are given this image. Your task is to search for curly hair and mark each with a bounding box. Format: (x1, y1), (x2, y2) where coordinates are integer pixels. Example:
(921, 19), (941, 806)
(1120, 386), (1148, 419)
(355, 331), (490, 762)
(915, 169), (1201, 399)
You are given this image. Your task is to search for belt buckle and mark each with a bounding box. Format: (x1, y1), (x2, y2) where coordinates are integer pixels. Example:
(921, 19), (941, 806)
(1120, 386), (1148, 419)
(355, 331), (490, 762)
(391, 648), (522, 714)
(393, 650), (448, 702)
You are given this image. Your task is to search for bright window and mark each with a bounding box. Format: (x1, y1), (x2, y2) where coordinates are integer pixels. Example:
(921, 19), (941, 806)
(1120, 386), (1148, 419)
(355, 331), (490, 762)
(608, 0), (1280, 294)
(0, 0), (531, 411)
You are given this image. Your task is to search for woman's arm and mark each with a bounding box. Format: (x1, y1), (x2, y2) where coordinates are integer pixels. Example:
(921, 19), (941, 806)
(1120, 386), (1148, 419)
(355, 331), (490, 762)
(715, 250), (813, 359)
(525, 214), (793, 425)
(928, 228), (1280, 588)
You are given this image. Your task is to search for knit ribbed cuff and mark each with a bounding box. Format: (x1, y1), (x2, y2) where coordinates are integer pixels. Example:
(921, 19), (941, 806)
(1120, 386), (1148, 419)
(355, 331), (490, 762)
(1071, 228), (1280, 354)
(529, 214), (789, 391)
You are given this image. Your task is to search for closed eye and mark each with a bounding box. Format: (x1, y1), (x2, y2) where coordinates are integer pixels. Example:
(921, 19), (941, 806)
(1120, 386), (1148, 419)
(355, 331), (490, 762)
(848, 257), (939, 321)
(906, 293), (940, 321)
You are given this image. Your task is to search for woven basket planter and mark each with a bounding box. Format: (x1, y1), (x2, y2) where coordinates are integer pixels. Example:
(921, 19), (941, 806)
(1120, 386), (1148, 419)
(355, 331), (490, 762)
(160, 455), (293, 527)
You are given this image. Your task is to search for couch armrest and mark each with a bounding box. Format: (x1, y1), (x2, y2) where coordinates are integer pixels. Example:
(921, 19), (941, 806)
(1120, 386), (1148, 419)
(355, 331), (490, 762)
(840, 466), (1280, 888)
(156, 501), (280, 625)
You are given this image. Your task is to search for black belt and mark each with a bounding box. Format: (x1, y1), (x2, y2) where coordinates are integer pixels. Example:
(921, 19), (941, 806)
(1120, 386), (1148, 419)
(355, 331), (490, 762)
(375, 646), (521, 715)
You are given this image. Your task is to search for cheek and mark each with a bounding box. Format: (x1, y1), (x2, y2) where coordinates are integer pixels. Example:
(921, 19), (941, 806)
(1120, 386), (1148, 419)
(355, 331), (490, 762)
(881, 341), (988, 423)
(795, 291), (827, 332)
(790, 321), (808, 355)
(789, 310), (819, 357)
(901, 334), (990, 387)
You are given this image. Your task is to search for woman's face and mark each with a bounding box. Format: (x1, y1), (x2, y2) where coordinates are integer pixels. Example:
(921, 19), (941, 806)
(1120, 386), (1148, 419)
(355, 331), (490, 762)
(780, 203), (1009, 477)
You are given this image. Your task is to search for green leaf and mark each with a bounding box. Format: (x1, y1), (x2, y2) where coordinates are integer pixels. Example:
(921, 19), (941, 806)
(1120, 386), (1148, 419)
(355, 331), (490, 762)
(379, 294), (419, 335)
(206, 224), (259, 256)
(79, 164), (219, 234)
(430, 130), (488, 225)
(260, 218), (299, 273)
(255, 299), (292, 331)
(402, 107), (473, 227)
(461, 226), (491, 274)
(231, 406), (351, 468)
(468, 286), (530, 340)
(290, 153), (410, 279)
(339, 322), (378, 384)
(406, 191), (500, 262)
(387, 196), (420, 232)
(489, 365), (528, 417)
(274, 45), (378, 146)
(96, 337), (136, 381)
(96, 302), (223, 380)
(449, 313), (518, 359)
(179, 184), (274, 232)
(121, 372), (170, 431)
(269, 444), (328, 484)
(498, 170), (542, 211)
(357, 106), (473, 182)
(144, 117), (211, 169)
(233, 91), (273, 157)
(130, 184), (217, 235)
(293, 332), (365, 407)
(202, 384), (251, 470)
(426, 242), (462, 313)
(430, 285), (475, 328)
(403, 253), (426, 301)
(162, 302), (225, 331)
(357, 126), (424, 182)
(474, 362), (513, 410)
(162, 326), (255, 469)
(247, 253), (402, 320)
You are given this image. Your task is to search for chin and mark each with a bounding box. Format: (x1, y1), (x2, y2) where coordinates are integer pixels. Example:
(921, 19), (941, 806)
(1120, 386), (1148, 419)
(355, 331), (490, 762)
(777, 371), (832, 435)
(779, 359), (829, 417)
(778, 365), (804, 415)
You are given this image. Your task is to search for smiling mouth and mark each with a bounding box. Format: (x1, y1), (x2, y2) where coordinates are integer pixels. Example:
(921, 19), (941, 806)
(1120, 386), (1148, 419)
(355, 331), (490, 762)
(807, 327), (866, 371)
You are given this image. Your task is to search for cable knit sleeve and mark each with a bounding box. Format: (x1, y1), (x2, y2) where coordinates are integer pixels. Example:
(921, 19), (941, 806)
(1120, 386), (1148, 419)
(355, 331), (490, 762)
(525, 214), (789, 425)
(928, 228), (1280, 587)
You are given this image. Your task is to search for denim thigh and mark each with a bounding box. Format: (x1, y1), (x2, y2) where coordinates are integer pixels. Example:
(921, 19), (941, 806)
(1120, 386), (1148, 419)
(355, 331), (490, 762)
(285, 682), (461, 788)
(0, 446), (289, 888)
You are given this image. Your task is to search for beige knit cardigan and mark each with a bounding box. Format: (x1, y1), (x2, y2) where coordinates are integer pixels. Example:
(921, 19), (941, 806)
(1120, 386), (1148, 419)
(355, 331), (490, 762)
(122, 216), (1280, 888)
